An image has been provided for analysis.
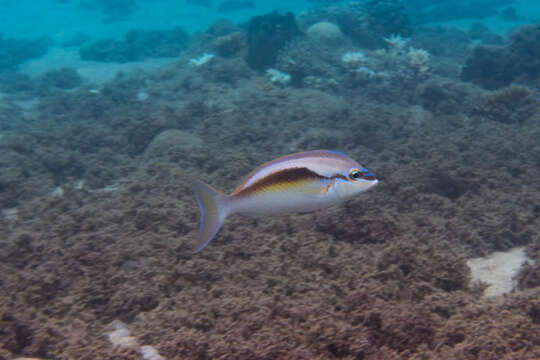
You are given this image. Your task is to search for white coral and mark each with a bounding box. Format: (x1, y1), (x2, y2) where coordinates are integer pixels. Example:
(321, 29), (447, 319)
(106, 320), (165, 360)
(266, 68), (291, 85)
(354, 66), (377, 78)
(407, 47), (430, 75)
(306, 21), (343, 44)
(342, 51), (365, 68)
(384, 34), (410, 55)
(188, 53), (215, 66)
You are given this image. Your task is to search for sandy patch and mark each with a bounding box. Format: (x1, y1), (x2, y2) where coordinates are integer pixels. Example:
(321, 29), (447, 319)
(468, 246), (534, 297)
(20, 47), (176, 84)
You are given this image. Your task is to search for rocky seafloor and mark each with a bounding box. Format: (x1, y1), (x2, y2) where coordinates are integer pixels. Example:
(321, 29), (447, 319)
(1, 9), (540, 360)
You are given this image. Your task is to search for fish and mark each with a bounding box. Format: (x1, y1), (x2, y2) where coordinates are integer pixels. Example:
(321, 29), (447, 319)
(190, 150), (378, 253)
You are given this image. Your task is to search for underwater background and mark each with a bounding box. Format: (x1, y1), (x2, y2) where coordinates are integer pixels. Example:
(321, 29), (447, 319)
(0, 0), (539, 359)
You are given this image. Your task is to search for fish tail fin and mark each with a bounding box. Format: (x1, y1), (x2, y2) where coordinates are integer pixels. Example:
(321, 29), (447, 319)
(190, 178), (230, 253)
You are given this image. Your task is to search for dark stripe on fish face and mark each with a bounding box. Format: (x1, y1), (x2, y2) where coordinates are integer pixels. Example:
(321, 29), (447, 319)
(231, 167), (328, 197)
(360, 168), (377, 181)
(334, 174), (349, 182)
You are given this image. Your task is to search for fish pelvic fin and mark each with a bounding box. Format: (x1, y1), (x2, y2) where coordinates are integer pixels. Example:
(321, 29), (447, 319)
(190, 178), (230, 253)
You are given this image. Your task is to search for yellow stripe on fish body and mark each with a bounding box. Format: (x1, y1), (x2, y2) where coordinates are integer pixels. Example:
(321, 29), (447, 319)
(231, 167), (330, 197)
(190, 150), (378, 253)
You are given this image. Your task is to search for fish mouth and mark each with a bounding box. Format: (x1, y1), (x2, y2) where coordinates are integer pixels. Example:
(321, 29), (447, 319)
(366, 178), (379, 190)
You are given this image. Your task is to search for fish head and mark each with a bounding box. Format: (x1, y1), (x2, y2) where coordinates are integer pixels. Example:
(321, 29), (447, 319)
(333, 165), (378, 200)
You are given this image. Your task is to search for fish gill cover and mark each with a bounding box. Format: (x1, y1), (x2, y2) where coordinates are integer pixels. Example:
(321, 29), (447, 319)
(0, 0), (539, 359)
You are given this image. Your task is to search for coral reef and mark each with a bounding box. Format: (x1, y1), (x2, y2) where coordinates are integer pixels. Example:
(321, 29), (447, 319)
(364, 0), (412, 38)
(275, 36), (341, 86)
(475, 86), (538, 124)
(80, 27), (189, 62)
(265, 68), (291, 86)
(412, 26), (471, 58)
(0, 3), (539, 359)
(462, 23), (540, 89)
(341, 51), (365, 68)
(461, 45), (513, 90)
(212, 31), (246, 57)
(517, 242), (540, 291)
(245, 12), (300, 70)
(0, 73), (35, 94)
(0, 35), (52, 72)
(188, 53), (215, 67)
(38, 68), (83, 90)
(306, 21), (343, 45)
(508, 24), (540, 83)
(318, 8), (380, 49)
(1, 62), (539, 357)
(407, 48), (430, 76)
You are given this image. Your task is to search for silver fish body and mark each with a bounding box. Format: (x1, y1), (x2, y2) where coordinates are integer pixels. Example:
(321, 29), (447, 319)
(190, 150), (378, 253)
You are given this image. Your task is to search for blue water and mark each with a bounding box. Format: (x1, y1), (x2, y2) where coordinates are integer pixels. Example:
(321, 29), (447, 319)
(0, 0), (538, 40)
(0, 0), (536, 81)
(0, 0), (312, 39)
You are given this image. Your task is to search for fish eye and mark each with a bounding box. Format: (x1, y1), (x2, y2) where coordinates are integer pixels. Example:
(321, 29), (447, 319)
(349, 168), (361, 180)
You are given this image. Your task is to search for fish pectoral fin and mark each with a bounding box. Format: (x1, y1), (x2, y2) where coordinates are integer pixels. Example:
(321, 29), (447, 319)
(321, 183), (331, 195)
(320, 178), (337, 195)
